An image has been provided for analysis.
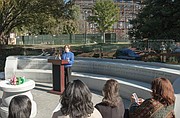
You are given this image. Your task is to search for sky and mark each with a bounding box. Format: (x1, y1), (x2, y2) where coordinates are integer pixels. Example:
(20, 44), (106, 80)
(64, 0), (70, 4)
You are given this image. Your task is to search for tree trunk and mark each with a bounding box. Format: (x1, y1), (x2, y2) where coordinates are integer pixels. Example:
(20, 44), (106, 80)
(0, 33), (5, 44)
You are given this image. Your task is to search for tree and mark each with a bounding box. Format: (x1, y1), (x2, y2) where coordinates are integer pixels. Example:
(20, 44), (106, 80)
(0, 0), (30, 44)
(88, 0), (119, 43)
(0, 0), (57, 44)
(24, 0), (80, 35)
(129, 0), (180, 42)
(0, 0), (79, 44)
(55, 3), (80, 34)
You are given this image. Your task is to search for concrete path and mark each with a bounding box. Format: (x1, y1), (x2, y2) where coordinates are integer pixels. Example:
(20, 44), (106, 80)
(0, 81), (130, 118)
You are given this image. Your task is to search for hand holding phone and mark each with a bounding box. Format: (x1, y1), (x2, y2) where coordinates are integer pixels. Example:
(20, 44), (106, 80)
(132, 93), (139, 103)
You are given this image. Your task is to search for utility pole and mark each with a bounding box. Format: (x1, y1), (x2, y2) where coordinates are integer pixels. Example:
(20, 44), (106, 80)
(84, 10), (88, 44)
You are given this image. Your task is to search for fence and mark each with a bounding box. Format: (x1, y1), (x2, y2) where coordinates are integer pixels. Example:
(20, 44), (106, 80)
(16, 33), (116, 45)
(132, 39), (175, 52)
(142, 53), (180, 63)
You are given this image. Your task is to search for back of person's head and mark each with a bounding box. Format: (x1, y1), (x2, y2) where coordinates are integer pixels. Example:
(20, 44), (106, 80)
(102, 79), (121, 107)
(64, 45), (71, 50)
(51, 48), (55, 51)
(61, 79), (94, 118)
(8, 95), (32, 118)
(151, 77), (175, 105)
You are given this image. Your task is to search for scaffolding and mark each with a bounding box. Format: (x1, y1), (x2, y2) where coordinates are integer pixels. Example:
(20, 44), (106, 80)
(74, 0), (143, 41)
(74, 0), (96, 36)
(114, 0), (143, 41)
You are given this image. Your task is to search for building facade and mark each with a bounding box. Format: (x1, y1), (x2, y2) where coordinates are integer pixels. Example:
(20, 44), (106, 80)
(74, 0), (143, 41)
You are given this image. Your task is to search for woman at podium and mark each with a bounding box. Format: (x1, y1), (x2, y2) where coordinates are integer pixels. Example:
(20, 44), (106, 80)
(61, 45), (74, 86)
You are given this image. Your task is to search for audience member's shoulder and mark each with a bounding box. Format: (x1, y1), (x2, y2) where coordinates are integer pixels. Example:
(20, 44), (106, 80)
(90, 107), (102, 118)
(52, 108), (102, 118)
(95, 102), (109, 107)
(52, 110), (69, 118)
(141, 98), (154, 105)
(95, 102), (108, 111)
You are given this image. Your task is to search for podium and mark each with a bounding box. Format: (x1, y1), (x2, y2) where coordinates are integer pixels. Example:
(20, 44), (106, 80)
(48, 59), (68, 95)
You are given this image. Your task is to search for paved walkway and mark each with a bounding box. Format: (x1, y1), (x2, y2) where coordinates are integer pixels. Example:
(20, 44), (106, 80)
(0, 81), (130, 118)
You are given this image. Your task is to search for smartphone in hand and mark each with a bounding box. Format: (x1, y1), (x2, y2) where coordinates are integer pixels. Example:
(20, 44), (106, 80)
(132, 93), (139, 103)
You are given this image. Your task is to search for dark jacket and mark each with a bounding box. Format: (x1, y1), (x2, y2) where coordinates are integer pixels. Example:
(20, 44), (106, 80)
(95, 100), (125, 118)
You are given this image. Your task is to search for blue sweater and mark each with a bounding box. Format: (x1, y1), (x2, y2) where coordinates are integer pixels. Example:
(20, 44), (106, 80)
(61, 51), (74, 68)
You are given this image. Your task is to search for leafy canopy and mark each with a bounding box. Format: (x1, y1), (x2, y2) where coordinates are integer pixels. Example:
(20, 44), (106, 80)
(129, 0), (180, 41)
(89, 0), (119, 33)
(0, 0), (80, 44)
(88, 0), (119, 43)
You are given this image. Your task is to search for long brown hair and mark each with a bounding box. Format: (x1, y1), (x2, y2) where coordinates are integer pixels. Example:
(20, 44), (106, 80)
(151, 77), (175, 105)
(102, 79), (121, 107)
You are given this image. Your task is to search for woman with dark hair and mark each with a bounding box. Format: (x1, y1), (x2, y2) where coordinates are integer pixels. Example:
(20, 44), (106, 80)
(8, 95), (32, 118)
(129, 77), (175, 118)
(52, 79), (102, 118)
(95, 79), (125, 118)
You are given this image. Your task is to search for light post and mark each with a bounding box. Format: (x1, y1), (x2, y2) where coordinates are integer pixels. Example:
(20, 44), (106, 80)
(84, 10), (88, 44)
(123, 0), (127, 41)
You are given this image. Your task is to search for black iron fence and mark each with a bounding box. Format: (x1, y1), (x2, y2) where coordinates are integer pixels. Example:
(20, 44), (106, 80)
(16, 33), (116, 45)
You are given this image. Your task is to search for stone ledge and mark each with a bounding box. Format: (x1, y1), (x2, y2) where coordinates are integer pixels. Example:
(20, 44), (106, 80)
(16, 69), (52, 73)
(72, 72), (151, 100)
(15, 69), (52, 83)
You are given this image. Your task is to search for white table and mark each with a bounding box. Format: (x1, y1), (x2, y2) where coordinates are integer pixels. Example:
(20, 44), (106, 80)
(0, 79), (37, 118)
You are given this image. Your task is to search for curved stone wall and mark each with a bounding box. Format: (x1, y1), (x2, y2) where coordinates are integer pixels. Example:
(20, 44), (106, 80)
(73, 57), (180, 83)
(4, 56), (180, 117)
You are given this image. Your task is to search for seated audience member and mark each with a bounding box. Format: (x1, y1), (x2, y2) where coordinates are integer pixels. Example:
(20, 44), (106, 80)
(8, 95), (32, 118)
(95, 79), (125, 118)
(49, 48), (56, 56)
(129, 77), (175, 118)
(52, 79), (102, 118)
(40, 49), (49, 56)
